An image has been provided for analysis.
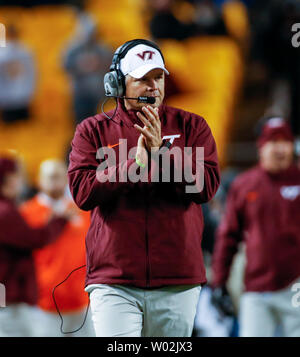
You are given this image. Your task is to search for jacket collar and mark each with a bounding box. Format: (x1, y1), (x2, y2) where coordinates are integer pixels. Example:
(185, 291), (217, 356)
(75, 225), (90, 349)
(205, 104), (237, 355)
(259, 163), (299, 181)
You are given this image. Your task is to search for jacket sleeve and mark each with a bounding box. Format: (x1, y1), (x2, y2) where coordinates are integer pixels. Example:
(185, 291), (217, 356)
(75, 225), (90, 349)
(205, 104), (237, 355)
(0, 203), (67, 250)
(211, 180), (244, 287)
(148, 115), (220, 204)
(68, 121), (141, 211)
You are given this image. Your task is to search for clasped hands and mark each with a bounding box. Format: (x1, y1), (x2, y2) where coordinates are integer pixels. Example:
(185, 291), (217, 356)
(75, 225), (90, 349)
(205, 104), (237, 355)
(134, 105), (162, 168)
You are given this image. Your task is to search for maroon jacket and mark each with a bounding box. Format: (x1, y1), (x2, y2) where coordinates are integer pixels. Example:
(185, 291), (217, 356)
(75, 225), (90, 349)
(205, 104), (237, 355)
(0, 196), (67, 305)
(212, 164), (300, 292)
(68, 101), (220, 288)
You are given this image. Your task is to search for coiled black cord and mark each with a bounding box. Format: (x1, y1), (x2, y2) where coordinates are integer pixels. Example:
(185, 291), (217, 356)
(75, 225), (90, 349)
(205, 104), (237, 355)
(52, 264), (90, 335)
(101, 96), (120, 124)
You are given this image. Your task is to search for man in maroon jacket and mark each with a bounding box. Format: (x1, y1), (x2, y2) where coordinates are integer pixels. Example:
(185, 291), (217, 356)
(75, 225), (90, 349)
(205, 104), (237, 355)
(0, 155), (70, 336)
(211, 117), (300, 337)
(68, 39), (220, 337)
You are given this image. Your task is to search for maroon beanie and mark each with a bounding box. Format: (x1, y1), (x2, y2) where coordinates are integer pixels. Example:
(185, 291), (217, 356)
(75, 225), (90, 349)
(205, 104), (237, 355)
(257, 118), (294, 148)
(0, 157), (18, 187)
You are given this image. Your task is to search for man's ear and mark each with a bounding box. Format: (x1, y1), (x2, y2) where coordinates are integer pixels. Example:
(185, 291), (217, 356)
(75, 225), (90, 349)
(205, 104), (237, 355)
(123, 74), (133, 96)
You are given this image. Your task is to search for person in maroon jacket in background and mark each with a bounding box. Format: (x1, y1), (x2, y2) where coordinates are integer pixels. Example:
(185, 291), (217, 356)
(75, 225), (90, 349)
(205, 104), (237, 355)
(211, 117), (300, 337)
(0, 154), (71, 337)
(68, 38), (220, 337)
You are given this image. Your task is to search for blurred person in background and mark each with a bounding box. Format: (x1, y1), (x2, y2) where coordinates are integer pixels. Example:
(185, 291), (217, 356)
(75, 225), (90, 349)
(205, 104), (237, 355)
(20, 159), (95, 337)
(211, 117), (300, 337)
(0, 24), (36, 124)
(0, 154), (70, 337)
(63, 15), (112, 126)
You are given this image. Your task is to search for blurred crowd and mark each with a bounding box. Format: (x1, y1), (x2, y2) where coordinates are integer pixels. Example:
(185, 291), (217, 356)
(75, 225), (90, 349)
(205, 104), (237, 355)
(0, 0), (300, 337)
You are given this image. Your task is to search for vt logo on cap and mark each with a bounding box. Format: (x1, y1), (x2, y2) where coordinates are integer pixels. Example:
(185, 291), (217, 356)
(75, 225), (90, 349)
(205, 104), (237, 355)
(137, 50), (155, 61)
(120, 44), (169, 79)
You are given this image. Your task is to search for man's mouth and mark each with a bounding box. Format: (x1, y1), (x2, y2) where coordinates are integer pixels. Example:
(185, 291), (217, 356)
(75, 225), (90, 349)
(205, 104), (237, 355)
(145, 92), (159, 97)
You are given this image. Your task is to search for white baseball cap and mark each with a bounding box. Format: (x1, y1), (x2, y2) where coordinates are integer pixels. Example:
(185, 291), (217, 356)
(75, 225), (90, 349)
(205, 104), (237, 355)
(120, 44), (169, 79)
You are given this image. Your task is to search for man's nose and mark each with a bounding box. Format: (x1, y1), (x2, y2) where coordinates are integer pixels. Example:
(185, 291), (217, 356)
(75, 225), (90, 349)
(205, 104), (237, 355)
(147, 79), (158, 90)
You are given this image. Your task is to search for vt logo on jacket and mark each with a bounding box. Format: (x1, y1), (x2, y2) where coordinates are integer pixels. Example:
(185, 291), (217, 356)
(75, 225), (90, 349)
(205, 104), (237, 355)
(162, 134), (181, 144)
(280, 185), (300, 200)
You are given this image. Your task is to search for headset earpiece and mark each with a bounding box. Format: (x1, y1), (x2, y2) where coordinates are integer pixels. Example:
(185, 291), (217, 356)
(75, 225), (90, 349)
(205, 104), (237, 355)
(103, 43), (126, 97)
(104, 71), (123, 97)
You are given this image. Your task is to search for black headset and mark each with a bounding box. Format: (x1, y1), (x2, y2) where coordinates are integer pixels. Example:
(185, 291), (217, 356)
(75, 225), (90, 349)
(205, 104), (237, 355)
(103, 39), (165, 98)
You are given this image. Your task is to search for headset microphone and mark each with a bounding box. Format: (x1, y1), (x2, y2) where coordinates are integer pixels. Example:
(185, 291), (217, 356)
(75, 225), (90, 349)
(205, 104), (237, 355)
(101, 95), (156, 122)
(136, 96), (156, 104)
(106, 95), (156, 104)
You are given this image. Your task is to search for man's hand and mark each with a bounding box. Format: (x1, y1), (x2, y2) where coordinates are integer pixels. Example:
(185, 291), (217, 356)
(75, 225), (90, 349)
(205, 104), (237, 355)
(134, 105), (162, 153)
(211, 285), (236, 317)
(47, 204), (78, 222)
(136, 134), (148, 168)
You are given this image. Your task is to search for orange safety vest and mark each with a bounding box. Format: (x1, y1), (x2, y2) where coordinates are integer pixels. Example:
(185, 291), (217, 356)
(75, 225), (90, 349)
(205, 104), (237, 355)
(20, 194), (90, 313)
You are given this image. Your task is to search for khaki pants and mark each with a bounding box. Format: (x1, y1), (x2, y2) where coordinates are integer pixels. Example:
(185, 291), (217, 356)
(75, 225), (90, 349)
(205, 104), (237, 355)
(87, 284), (201, 337)
(239, 278), (300, 337)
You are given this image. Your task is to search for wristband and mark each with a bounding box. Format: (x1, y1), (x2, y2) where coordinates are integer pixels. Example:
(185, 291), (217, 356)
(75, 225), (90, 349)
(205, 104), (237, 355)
(135, 156), (146, 168)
